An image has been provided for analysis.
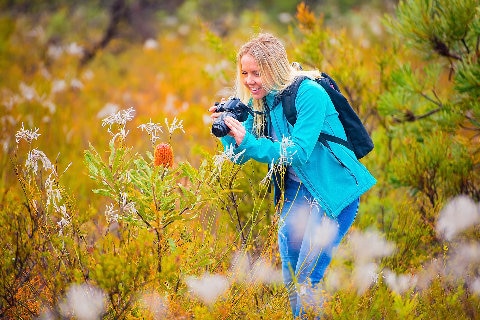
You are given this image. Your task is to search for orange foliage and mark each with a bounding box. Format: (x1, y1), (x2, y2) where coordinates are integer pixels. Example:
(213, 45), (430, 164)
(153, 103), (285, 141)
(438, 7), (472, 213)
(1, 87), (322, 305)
(8, 275), (52, 318)
(296, 2), (317, 32)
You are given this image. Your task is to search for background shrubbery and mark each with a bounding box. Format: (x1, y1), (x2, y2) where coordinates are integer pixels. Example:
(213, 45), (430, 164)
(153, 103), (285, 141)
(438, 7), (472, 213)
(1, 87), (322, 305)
(1, 0), (479, 319)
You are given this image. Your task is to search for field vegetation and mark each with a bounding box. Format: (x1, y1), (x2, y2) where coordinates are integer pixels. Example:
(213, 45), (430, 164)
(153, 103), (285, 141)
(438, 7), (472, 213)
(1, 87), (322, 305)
(0, 0), (479, 319)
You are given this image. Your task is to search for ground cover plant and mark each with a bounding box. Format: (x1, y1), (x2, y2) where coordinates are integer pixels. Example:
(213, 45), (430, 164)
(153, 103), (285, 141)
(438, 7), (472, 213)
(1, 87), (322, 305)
(1, 0), (479, 319)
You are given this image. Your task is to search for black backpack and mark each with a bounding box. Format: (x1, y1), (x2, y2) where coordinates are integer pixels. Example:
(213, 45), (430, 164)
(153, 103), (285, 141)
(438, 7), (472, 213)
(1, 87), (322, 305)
(275, 73), (374, 159)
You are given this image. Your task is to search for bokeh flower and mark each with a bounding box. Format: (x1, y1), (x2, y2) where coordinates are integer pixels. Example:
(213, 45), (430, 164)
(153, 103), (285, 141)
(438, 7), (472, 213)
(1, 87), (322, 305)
(59, 283), (106, 320)
(185, 273), (229, 305)
(436, 195), (480, 241)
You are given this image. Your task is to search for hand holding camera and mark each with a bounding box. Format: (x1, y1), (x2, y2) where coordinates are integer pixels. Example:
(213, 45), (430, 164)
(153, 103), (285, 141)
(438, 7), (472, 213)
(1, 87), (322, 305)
(210, 97), (251, 137)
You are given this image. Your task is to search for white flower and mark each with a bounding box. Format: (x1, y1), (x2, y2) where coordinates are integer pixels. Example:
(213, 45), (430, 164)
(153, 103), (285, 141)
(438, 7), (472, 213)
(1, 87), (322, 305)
(165, 117), (185, 134)
(213, 144), (246, 171)
(15, 123), (41, 143)
(105, 203), (119, 224)
(97, 103), (119, 119)
(45, 173), (62, 208)
(47, 44), (63, 60)
(260, 159), (275, 185)
(436, 195), (480, 241)
(139, 291), (168, 320)
(470, 278), (480, 295)
(51, 79), (67, 93)
(70, 78), (84, 90)
(312, 216), (339, 250)
(120, 192), (137, 215)
(249, 257), (283, 284)
(65, 42), (84, 56)
(138, 120), (163, 144)
(57, 205), (71, 235)
(446, 242), (480, 278)
(144, 39), (158, 50)
(279, 136), (296, 166)
(349, 229), (395, 263)
(383, 269), (418, 295)
(59, 283), (106, 320)
(26, 149), (54, 174)
(20, 82), (37, 101)
(185, 273), (229, 305)
(186, 273), (229, 305)
(353, 262), (379, 294)
(101, 107), (135, 127)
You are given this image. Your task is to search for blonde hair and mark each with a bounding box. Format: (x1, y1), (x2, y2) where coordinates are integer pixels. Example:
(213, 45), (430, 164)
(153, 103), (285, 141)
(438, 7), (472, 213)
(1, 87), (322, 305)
(235, 33), (321, 136)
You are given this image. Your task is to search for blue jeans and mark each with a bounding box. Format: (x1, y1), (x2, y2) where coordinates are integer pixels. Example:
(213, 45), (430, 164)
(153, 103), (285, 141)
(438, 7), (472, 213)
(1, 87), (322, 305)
(278, 178), (359, 318)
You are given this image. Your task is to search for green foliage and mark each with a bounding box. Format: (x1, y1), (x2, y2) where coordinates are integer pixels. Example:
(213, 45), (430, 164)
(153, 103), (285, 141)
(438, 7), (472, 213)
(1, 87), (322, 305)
(387, 0), (479, 60)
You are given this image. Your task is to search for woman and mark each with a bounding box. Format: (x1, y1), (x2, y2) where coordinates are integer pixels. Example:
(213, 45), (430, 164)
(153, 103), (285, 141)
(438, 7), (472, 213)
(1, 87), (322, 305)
(209, 33), (376, 317)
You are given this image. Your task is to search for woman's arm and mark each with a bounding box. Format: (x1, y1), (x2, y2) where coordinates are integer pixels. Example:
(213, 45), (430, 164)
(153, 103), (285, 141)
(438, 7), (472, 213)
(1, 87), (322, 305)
(230, 80), (330, 166)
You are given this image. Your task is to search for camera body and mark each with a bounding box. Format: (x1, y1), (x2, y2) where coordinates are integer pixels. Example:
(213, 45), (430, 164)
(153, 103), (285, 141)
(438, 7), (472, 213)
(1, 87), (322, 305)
(211, 98), (250, 137)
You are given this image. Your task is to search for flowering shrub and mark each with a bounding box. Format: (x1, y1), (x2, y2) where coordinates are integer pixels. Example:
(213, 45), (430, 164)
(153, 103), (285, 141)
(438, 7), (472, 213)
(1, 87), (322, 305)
(1, 1), (479, 319)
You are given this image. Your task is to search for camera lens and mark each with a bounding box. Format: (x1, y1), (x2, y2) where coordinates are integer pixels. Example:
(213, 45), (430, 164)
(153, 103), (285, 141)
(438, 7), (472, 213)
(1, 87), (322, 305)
(211, 113), (231, 137)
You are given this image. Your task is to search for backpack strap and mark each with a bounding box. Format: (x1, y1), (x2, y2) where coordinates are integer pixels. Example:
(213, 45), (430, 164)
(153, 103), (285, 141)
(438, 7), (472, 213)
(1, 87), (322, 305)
(277, 75), (354, 152)
(274, 76), (307, 125)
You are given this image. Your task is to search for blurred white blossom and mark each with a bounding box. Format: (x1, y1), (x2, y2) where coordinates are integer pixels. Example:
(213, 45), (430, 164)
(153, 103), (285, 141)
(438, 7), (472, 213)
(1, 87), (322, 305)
(70, 78), (84, 90)
(470, 278), (480, 295)
(353, 262), (379, 294)
(436, 195), (480, 241)
(229, 251), (282, 285)
(19, 82), (37, 101)
(144, 38), (159, 50)
(336, 230), (395, 294)
(249, 257), (283, 284)
(47, 44), (63, 60)
(447, 242), (480, 278)
(278, 12), (293, 24)
(349, 229), (395, 264)
(66, 42), (84, 56)
(312, 217), (338, 250)
(139, 291), (168, 319)
(383, 269), (418, 295)
(59, 283), (106, 320)
(51, 79), (67, 93)
(97, 103), (119, 119)
(185, 273), (229, 305)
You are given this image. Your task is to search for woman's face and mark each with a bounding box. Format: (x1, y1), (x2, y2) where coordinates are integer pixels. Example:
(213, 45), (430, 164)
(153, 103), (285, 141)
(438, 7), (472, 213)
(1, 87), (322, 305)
(240, 53), (267, 100)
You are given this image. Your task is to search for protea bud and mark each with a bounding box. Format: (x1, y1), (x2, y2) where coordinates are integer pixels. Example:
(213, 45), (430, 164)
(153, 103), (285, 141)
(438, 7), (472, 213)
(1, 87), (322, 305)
(154, 143), (173, 167)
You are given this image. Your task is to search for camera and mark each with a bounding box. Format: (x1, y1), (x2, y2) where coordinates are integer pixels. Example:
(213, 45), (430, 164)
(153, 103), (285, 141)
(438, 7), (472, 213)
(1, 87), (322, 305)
(211, 97), (251, 137)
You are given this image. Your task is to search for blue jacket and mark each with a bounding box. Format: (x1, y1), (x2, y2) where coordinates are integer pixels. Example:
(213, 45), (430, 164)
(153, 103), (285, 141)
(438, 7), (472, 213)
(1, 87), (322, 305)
(220, 78), (376, 218)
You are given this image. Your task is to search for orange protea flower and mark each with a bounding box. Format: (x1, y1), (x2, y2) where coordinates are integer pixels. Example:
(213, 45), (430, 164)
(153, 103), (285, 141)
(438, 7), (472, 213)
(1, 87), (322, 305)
(154, 143), (173, 167)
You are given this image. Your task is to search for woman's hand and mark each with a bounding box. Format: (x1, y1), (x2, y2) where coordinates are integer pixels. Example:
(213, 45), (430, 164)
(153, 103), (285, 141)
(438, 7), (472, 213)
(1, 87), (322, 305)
(224, 116), (246, 145)
(208, 103), (223, 122)
(208, 106), (222, 121)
